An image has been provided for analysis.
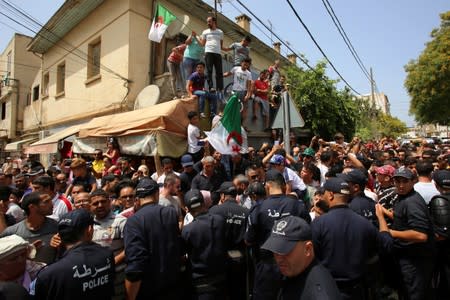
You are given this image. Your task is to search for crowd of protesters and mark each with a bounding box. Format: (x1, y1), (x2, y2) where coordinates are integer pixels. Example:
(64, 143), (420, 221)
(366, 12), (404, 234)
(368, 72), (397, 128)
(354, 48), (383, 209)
(0, 129), (449, 300)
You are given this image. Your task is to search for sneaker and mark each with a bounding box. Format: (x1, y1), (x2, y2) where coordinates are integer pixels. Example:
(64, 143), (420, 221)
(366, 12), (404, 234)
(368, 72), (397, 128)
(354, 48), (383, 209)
(209, 88), (216, 93)
(200, 113), (206, 119)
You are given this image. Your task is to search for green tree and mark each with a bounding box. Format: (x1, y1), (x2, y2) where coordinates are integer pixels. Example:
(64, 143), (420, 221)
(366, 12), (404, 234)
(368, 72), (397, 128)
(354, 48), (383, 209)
(376, 113), (408, 138)
(404, 11), (450, 125)
(286, 62), (359, 140)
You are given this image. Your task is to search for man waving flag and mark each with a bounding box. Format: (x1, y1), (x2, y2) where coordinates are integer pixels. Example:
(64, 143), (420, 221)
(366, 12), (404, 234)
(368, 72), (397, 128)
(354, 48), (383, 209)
(206, 95), (247, 154)
(148, 4), (176, 43)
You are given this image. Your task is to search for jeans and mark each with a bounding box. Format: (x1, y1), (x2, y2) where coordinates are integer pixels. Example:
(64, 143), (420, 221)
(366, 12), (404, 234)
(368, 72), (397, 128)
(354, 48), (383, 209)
(167, 60), (183, 96)
(183, 57), (200, 80)
(205, 52), (223, 90)
(194, 90), (217, 116)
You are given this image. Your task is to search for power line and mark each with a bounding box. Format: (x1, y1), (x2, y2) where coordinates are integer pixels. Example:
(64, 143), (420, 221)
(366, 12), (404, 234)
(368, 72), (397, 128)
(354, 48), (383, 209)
(285, 0), (361, 95)
(0, 0), (130, 82)
(320, 0), (371, 83)
(234, 0), (316, 72)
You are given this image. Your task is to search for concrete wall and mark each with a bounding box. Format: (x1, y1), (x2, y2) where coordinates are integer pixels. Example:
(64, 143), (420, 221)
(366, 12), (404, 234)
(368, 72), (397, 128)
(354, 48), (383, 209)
(0, 34), (40, 138)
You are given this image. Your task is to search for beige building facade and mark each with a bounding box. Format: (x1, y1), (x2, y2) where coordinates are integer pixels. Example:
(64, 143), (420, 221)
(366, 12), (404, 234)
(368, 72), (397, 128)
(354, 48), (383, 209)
(0, 34), (41, 153)
(22, 0), (284, 140)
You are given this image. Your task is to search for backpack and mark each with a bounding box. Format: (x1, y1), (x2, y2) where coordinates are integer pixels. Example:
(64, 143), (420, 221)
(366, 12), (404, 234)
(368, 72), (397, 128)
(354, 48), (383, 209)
(429, 193), (450, 239)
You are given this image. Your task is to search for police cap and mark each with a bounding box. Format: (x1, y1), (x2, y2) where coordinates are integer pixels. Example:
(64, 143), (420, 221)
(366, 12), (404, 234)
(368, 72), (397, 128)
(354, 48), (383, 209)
(261, 216), (312, 255)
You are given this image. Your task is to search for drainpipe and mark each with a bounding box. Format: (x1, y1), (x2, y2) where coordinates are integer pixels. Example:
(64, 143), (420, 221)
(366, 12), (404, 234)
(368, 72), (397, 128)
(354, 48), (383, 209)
(9, 79), (18, 139)
(148, 0), (156, 84)
(32, 52), (43, 129)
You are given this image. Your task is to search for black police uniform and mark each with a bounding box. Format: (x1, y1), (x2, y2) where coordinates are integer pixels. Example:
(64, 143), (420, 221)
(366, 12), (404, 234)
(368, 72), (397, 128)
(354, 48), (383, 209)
(429, 192), (450, 297)
(182, 212), (228, 300)
(245, 194), (309, 300)
(33, 242), (115, 300)
(311, 204), (392, 300)
(280, 259), (342, 300)
(391, 190), (435, 300)
(124, 203), (181, 300)
(209, 198), (249, 300)
(348, 193), (377, 226)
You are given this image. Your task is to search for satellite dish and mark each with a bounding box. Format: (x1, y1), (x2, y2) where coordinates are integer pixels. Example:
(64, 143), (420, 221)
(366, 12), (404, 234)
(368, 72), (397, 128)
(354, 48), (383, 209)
(134, 85), (160, 110)
(165, 15), (190, 38)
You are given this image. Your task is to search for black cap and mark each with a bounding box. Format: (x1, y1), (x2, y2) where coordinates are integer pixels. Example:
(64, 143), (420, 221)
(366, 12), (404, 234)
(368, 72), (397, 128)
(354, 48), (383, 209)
(265, 169), (286, 184)
(135, 177), (159, 198)
(261, 216), (312, 255)
(338, 169), (367, 187)
(28, 166), (45, 177)
(216, 182), (237, 196)
(393, 166), (415, 180)
(184, 189), (204, 209)
(58, 210), (97, 235)
(323, 177), (350, 195)
(433, 170), (450, 189)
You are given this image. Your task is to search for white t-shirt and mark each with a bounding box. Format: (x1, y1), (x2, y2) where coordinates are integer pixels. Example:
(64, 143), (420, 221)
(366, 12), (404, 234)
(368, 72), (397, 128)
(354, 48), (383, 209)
(187, 123), (202, 154)
(231, 66), (252, 91)
(48, 194), (73, 221)
(414, 181), (439, 204)
(284, 167), (306, 191)
(201, 28), (223, 54)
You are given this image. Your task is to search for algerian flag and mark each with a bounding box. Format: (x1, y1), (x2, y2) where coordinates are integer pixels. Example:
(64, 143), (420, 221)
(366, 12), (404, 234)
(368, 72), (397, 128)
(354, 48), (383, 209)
(148, 4), (176, 43)
(206, 95), (244, 154)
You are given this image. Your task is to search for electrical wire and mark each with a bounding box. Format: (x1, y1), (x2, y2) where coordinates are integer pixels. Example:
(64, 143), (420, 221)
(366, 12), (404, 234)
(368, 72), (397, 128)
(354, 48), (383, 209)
(0, 0), (130, 83)
(285, 0), (361, 95)
(233, 0), (316, 73)
(321, 0), (371, 82)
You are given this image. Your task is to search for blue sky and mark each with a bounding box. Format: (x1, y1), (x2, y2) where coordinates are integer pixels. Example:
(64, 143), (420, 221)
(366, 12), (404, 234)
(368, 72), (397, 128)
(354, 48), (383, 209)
(1, 0), (449, 127)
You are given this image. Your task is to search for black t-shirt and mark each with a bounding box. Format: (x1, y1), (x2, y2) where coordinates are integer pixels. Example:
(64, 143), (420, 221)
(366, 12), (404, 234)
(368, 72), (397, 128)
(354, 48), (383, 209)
(72, 172), (96, 192)
(348, 193), (377, 226)
(392, 190), (435, 256)
(311, 205), (392, 282)
(209, 199), (249, 250)
(33, 242), (115, 300)
(280, 259), (342, 300)
(124, 203), (181, 296)
(245, 194), (309, 258)
(181, 212), (227, 279)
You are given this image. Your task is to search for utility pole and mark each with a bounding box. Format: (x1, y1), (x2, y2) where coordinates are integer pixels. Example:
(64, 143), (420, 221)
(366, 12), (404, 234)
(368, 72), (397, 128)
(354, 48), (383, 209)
(214, 0), (218, 22)
(370, 67), (375, 109)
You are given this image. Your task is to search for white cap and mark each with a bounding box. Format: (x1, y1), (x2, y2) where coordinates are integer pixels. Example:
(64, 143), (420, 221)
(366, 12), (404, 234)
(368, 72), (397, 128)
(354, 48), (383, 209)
(0, 235), (35, 261)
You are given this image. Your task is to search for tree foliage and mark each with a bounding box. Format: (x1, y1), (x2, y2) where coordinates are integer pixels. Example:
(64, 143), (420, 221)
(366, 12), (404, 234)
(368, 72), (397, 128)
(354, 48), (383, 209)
(286, 62), (359, 140)
(404, 11), (450, 125)
(286, 61), (408, 141)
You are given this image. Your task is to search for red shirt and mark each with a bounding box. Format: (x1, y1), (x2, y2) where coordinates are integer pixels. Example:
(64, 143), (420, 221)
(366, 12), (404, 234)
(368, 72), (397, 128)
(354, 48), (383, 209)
(167, 44), (187, 63)
(254, 79), (269, 100)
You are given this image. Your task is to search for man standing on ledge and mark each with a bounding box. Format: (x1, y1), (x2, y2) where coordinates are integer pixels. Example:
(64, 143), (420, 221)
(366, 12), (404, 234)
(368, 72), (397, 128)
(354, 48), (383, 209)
(200, 16), (225, 93)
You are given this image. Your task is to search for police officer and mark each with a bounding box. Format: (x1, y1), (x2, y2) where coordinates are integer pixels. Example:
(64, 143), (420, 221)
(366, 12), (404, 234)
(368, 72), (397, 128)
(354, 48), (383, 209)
(182, 189), (227, 300)
(209, 181), (249, 300)
(311, 177), (392, 300)
(33, 209), (115, 300)
(429, 169), (450, 297)
(377, 167), (435, 300)
(338, 168), (377, 226)
(245, 169), (309, 300)
(262, 216), (342, 300)
(123, 178), (181, 300)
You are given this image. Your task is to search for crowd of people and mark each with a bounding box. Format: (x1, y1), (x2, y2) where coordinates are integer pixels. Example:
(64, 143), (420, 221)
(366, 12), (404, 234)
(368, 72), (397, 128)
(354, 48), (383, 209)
(0, 128), (449, 300)
(169, 15), (286, 132)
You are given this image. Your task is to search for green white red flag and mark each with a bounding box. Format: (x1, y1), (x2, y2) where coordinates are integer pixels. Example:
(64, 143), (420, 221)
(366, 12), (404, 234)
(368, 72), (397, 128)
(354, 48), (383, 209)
(148, 4), (176, 43)
(206, 95), (245, 154)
